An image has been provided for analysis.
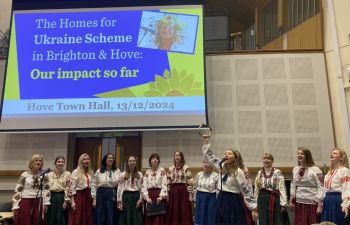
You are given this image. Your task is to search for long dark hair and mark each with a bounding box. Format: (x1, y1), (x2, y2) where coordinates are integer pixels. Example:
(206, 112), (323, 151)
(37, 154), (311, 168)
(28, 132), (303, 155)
(297, 147), (315, 167)
(173, 151), (186, 167)
(100, 153), (117, 173)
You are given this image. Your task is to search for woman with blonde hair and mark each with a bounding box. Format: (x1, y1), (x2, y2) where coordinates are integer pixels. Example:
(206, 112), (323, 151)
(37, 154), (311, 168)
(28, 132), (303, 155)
(254, 153), (288, 225)
(321, 148), (350, 225)
(68, 153), (94, 225)
(289, 147), (324, 225)
(233, 150), (254, 225)
(202, 136), (258, 225)
(117, 155), (143, 225)
(12, 154), (51, 225)
(47, 156), (71, 225)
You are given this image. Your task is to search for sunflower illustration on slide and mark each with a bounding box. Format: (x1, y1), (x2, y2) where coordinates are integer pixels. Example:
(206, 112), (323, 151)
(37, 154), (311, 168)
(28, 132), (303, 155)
(95, 69), (204, 98)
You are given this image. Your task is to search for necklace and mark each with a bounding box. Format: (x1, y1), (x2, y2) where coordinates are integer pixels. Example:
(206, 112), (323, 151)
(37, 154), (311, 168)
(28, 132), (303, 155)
(262, 167), (274, 178)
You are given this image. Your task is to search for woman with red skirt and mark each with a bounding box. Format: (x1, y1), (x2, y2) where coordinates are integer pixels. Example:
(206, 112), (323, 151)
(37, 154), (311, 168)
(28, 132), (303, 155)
(289, 147), (324, 225)
(142, 153), (168, 225)
(12, 154), (51, 225)
(167, 151), (193, 225)
(68, 153), (94, 225)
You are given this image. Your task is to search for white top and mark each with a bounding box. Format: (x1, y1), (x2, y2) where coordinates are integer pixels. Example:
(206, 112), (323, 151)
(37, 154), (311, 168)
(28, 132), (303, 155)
(193, 171), (219, 201)
(48, 170), (71, 202)
(167, 165), (193, 194)
(117, 171), (143, 202)
(324, 167), (350, 208)
(290, 166), (324, 205)
(254, 167), (288, 207)
(91, 168), (121, 199)
(202, 143), (257, 210)
(12, 171), (51, 210)
(68, 169), (92, 196)
(142, 167), (168, 200)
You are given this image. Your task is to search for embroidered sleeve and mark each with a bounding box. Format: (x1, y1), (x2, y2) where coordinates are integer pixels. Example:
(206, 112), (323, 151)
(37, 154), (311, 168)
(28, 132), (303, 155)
(12, 174), (26, 210)
(313, 167), (324, 204)
(117, 173), (125, 202)
(277, 171), (288, 207)
(340, 168), (350, 208)
(141, 170), (149, 200)
(68, 170), (78, 196)
(138, 172), (144, 202)
(254, 171), (261, 201)
(193, 172), (199, 202)
(237, 169), (256, 210)
(43, 174), (51, 206)
(159, 168), (168, 199)
(290, 167), (297, 203)
(91, 170), (100, 199)
(202, 144), (221, 170)
(64, 172), (71, 203)
(185, 167), (193, 194)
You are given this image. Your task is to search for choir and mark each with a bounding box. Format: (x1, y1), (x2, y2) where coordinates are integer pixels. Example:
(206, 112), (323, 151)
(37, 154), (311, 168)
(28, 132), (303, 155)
(10, 144), (350, 225)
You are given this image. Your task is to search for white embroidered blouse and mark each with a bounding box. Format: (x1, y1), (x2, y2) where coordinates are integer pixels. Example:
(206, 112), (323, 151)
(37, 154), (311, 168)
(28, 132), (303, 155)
(68, 169), (93, 196)
(202, 143), (257, 210)
(290, 166), (324, 205)
(324, 167), (350, 208)
(47, 170), (71, 203)
(117, 171), (143, 202)
(254, 167), (288, 207)
(12, 171), (51, 210)
(167, 165), (193, 194)
(193, 171), (219, 201)
(91, 168), (121, 199)
(142, 167), (168, 200)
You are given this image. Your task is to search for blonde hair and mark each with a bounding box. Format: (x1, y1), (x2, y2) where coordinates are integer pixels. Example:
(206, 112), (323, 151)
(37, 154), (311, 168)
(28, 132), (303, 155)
(330, 148), (349, 169)
(28, 154), (43, 170)
(75, 153), (93, 181)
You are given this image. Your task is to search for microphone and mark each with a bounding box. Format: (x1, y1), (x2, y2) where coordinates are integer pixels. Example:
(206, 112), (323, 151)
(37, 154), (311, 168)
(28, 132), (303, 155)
(39, 168), (51, 176)
(219, 157), (227, 166)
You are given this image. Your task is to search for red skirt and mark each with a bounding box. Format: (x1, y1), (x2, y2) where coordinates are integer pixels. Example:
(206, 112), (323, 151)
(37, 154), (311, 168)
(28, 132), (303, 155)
(294, 202), (318, 225)
(144, 188), (167, 225)
(68, 188), (93, 225)
(13, 198), (46, 225)
(167, 183), (192, 225)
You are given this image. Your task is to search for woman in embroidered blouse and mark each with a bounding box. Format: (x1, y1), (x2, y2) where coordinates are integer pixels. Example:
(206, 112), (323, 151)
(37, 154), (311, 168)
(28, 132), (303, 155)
(142, 153), (168, 225)
(167, 151), (193, 225)
(68, 153), (94, 225)
(47, 156), (71, 225)
(254, 153), (288, 225)
(289, 147), (324, 225)
(193, 160), (219, 225)
(321, 148), (350, 225)
(202, 136), (258, 225)
(233, 150), (254, 225)
(91, 153), (121, 225)
(12, 154), (51, 225)
(117, 155), (143, 225)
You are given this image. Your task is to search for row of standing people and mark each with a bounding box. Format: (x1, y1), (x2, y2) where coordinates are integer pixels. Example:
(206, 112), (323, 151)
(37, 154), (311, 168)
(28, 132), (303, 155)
(11, 137), (350, 225)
